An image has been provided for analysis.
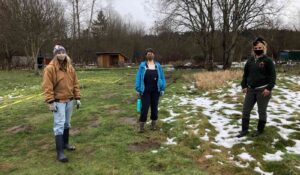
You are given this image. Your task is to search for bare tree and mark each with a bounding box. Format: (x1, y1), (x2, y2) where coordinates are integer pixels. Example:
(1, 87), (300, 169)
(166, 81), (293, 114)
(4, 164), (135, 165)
(0, 0), (23, 70)
(159, 0), (216, 70)
(75, 0), (81, 38)
(216, 0), (280, 69)
(88, 0), (97, 35)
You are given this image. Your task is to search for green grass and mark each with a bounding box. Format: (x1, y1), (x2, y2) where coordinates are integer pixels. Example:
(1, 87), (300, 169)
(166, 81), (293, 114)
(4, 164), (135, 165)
(0, 69), (207, 175)
(0, 68), (300, 175)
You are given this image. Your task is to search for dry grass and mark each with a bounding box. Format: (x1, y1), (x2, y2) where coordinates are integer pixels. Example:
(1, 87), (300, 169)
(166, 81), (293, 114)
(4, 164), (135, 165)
(192, 70), (243, 90)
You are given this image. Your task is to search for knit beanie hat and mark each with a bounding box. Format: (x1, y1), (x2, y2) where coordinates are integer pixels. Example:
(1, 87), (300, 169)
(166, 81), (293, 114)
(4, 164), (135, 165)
(53, 45), (66, 55)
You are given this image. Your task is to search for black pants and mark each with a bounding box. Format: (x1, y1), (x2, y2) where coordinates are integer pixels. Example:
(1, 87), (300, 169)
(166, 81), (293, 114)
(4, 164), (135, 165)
(242, 88), (271, 122)
(139, 90), (160, 122)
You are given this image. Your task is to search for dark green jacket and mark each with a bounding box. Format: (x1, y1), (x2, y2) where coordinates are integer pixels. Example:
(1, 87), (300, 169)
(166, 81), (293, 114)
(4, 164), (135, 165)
(241, 55), (276, 91)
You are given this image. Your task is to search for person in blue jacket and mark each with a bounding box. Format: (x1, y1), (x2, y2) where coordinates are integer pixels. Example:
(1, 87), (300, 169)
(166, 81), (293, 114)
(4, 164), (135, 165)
(135, 48), (166, 133)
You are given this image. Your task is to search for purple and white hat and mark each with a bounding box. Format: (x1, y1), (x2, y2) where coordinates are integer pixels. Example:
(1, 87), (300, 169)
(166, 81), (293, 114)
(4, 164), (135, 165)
(53, 45), (66, 55)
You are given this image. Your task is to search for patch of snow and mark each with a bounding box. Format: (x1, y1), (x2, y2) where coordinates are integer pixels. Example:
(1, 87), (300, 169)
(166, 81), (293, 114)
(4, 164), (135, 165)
(165, 137), (177, 145)
(205, 155), (213, 159)
(151, 150), (158, 153)
(218, 161), (224, 165)
(183, 131), (189, 135)
(223, 109), (242, 115)
(263, 151), (284, 161)
(212, 149), (221, 153)
(254, 167), (273, 175)
(193, 129), (199, 134)
(200, 133), (209, 141)
(205, 129), (211, 132)
(238, 152), (256, 162)
(187, 123), (199, 129)
(234, 161), (249, 168)
(286, 140), (300, 154)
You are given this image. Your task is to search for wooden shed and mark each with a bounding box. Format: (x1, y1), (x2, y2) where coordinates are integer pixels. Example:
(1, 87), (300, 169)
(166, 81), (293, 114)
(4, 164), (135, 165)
(96, 52), (128, 68)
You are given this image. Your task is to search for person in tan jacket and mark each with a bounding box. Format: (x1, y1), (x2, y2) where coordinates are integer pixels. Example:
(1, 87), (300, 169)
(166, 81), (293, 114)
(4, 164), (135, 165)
(42, 44), (81, 163)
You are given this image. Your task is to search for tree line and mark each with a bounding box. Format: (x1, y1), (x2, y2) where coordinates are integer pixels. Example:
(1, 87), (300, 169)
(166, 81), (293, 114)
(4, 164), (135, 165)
(0, 0), (299, 71)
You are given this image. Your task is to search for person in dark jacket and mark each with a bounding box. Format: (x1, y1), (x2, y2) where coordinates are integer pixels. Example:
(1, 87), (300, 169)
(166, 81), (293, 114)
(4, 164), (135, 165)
(135, 48), (166, 133)
(237, 37), (276, 138)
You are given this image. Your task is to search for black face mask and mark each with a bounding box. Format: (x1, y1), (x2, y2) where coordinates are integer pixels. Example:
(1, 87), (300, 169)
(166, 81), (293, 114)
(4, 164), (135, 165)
(254, 50), (264, 56)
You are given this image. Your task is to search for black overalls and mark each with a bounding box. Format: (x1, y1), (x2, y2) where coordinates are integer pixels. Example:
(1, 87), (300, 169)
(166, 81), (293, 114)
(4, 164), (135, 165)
(140, 64), (160, 122)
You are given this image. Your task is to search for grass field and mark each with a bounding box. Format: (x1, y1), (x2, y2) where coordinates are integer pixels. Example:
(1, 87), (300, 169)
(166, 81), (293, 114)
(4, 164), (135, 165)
(0, 68), (299, 175)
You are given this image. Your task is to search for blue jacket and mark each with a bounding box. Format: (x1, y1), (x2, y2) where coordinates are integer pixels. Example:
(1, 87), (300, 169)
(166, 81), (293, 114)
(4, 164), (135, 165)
(135, 61), (166, 94)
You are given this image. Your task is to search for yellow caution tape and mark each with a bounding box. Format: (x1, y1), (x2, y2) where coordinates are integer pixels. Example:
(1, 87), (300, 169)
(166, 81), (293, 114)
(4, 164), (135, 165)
(0, 93), (44, 109)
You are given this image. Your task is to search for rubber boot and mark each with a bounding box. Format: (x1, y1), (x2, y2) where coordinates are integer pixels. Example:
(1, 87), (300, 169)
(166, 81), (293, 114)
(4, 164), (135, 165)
(55, 135), (68, 162)
(150, 120), (157, 131)
(63, 128), (76, 151)
(237, 118), (249, 138)
(139, 122), (145, 133)
(253, 120), (266, 137)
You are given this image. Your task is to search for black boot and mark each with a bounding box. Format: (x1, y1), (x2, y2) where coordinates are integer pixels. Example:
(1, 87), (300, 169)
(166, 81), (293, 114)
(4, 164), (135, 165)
(237, 118), (249, 138)
(253, 120), (266, 137)
(139, 122), (145, 133)
(55, 135), (68, 162)
(150, 120), (157, 131)
(63, 129), (76, 151)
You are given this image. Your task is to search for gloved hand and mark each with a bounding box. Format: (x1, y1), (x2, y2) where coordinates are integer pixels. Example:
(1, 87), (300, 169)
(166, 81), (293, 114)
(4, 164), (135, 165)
(136, 92), (141, 98)
(160, 91), (164, 96)
(76, 100), (81, 109)
(48, 103), (57, 112)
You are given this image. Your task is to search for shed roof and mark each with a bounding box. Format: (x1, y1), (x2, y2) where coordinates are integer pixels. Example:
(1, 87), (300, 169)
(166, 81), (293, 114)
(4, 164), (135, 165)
(96, 52), (128, 59)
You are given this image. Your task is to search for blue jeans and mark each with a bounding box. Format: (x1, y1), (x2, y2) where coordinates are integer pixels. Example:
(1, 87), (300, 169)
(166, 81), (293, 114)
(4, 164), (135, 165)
(53, 100), (74, 136)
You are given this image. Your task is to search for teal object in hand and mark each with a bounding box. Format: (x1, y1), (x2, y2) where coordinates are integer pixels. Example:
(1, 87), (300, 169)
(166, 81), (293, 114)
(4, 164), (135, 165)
(137, 98), (141, 113)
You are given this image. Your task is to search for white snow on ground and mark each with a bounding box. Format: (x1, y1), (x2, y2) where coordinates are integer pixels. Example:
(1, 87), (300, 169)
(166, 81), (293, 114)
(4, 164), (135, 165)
(234, 161), (249, 168)
(165, 137), (177, 145)
(160, 75), (300, 173)
(176, 77), (300, 152)
(160, 109), (179, 123)
(263, 151), (284, 161)
(200, 132), (209, 141)
(205, 155), (213, 159)
(286, 140), (300, 155)
(212, 149), (221, 153)
(238, 152), (256, 161)
(254, 167), (273, 175)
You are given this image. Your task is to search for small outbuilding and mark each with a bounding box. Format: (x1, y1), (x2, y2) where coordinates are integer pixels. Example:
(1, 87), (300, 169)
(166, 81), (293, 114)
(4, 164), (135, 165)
(96, 52), (128, 68)
(279, 50), (300, 62)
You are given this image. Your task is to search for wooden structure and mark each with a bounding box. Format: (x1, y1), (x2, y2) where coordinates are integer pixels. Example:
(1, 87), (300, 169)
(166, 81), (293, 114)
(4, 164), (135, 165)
(96, 52), (128, 68)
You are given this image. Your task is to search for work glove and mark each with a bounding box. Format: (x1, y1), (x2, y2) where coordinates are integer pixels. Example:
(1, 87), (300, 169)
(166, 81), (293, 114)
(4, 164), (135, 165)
(76, 100), (81, 109)
(160, 91), (164, 96)
(48, 103), (57, 112)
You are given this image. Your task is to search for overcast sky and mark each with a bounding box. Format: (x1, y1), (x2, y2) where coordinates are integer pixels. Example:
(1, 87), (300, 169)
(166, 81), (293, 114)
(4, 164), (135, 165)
(70, 0), (300, 33)
(111, 0), (300, 31)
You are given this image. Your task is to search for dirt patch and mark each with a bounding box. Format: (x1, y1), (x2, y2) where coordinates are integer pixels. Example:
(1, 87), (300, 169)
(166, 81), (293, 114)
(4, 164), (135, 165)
(5, 125), (33, 134)
(0, 162), (14, 171)
(102, 104), (119, 110)
(88, 119), (100, 128)
(70, 128), (81, 136)
(128, 139), (161, 152)
(118, 117), (137, 125)
(197, 153), (234, 175)
(83, 145), (97, 156)
(110, 109), (125, 114)
(100, 93), (118, 100)
(124, 96), (138, 105)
